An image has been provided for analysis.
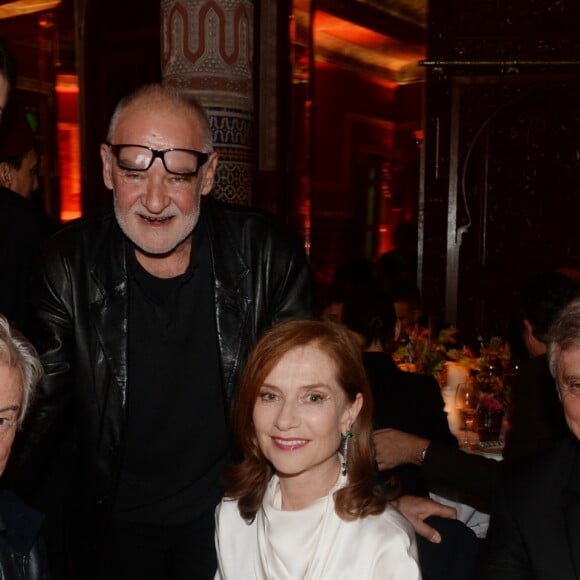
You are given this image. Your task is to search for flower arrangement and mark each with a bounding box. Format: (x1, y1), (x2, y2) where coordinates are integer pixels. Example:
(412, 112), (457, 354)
(478, 336), (512, 373)
(394, 325), (512, 411)
(479, 392), (504, 411)
(392, 326), (455, 378)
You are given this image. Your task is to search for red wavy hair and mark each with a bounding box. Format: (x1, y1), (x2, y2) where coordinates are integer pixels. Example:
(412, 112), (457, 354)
(222, 318), (398, 522)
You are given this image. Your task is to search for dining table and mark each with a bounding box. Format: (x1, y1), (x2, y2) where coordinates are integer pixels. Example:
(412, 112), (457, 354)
(433, 364), (505, 538)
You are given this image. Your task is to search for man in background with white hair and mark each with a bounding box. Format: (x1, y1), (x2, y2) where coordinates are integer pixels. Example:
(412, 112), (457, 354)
(479, 296), (580, 579)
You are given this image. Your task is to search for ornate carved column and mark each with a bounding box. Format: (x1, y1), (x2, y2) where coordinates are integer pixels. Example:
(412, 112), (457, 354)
(161, 0), (254, 204)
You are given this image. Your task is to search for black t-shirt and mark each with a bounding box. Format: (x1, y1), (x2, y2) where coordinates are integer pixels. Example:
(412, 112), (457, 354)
(115, 219), (230, 524)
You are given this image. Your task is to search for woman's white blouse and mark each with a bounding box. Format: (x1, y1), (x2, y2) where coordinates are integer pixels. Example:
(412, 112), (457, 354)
(214, 473), (421, 580)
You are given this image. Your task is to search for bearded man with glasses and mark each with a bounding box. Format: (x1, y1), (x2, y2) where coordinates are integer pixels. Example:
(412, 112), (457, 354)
(479, 296), (580, 580)
(10, 83), (311, 580)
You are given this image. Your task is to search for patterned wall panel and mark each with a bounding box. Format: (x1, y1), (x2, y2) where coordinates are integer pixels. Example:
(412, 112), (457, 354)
(161, 0), (254, 204)
(422, 0), (580, 339)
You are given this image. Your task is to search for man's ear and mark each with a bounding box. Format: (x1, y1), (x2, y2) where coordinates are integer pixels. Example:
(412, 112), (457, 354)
(0, 162), (11, 188)
(522, 319), (546, 357)
(100, 144), (114, 190)
(200, 152), (219, 196)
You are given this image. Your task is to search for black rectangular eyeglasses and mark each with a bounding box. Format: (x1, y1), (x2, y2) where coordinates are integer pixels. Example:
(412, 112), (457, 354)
(108, 143), (210, 176)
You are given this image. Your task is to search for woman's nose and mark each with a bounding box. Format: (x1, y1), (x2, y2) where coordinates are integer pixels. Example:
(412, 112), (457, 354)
(274, 400), (300, 431)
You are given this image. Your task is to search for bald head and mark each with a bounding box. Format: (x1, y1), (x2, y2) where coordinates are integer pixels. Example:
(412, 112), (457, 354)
(107, 83), (214, 153)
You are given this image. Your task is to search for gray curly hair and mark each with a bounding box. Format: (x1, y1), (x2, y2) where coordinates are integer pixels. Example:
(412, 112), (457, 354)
(0, 315), (43, 425)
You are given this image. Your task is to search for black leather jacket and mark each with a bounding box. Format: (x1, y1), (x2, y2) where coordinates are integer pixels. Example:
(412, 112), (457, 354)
(0, 491), (50, 580)
(16, 196), (311, 529)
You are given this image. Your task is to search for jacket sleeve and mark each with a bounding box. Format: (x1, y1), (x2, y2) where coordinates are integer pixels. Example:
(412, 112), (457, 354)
(268, 234), (312, 325)
(26, 536), (53, 580)
(421, 441), (501, 507)
(476, 484), (532, 580)
(8, 243), (76, 498)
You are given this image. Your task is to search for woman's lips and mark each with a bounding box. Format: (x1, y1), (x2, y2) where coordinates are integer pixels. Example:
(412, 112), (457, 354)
(271, 437), (309, 451)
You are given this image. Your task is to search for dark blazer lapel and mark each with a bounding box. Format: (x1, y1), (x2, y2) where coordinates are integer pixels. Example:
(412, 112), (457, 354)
(565, 501), (580, 579)
(564, 443), (580, 579)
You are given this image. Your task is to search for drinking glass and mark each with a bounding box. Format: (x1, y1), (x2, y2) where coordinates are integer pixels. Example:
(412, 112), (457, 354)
(455, 381), (478, 448)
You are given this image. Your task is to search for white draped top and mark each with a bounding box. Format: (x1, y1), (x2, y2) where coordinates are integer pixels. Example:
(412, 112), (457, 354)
(214, 471), (421, 579)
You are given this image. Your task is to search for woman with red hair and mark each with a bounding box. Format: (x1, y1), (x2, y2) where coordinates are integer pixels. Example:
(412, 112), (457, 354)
(214, 319), (420, 579)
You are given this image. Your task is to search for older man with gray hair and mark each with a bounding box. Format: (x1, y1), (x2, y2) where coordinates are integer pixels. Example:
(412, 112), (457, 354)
(0, 314), (48, 579)
(11, 83), (312, 580)
(479, 296), (580, 579)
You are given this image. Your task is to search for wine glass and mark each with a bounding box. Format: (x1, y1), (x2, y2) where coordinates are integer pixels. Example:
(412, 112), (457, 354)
(455, 381), (478, 448)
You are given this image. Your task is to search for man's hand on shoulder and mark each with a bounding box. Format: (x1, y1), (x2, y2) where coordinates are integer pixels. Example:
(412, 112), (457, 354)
(393, 495), (457, 544)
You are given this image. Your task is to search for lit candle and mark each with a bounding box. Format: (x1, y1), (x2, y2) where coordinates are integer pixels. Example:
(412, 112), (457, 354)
(442, 362), (469, 434)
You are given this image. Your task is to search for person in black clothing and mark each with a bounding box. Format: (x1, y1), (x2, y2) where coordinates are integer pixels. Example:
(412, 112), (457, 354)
(0, 314), (49, 579)
(9, 84), (312, 580)
(503, 270), (580, 459)
(0, 107), (57, 329)
(479, 296), (580, 579)
(374, 270), (580, 510)
(342, 288), (456, 496)
(342, 288), (480, 580)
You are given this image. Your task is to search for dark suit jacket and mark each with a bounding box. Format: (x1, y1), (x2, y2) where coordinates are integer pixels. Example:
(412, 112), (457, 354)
(363, 352), (457, 495)
(0, 186), (56, 329)
(479, 436), (580, 580)
(504, 354), (568, 461)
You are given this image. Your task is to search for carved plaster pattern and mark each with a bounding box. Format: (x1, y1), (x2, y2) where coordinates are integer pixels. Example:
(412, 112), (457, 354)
(161, 0), (254, 204)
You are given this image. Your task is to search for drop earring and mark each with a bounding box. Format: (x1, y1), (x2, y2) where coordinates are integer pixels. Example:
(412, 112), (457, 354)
(341, 430), (353, 476)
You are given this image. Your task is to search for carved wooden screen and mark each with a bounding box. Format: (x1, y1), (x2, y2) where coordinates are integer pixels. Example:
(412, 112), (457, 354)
(454, 78), (580, 339)
(421, 0), (580, 342)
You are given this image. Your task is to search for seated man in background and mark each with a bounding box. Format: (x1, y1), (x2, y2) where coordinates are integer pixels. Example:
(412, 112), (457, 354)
(372, 269), (580, 510)
(0, 314), (48, 579)
(0, 107), (39, 200)
(503, 270), (580, 459)
(392, 282), (423, 340)
(479, 296), (580, 579)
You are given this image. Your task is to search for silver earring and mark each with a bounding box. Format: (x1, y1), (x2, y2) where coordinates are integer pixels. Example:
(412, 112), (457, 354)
(341, 430), (353, 476)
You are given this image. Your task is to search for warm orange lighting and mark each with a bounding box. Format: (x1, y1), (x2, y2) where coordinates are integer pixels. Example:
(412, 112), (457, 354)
(0, 0), (60, 19)
(313, 10), (425, 76)
(37, 12), (55, 29)
(315, 11), (391, 47)
(55, 74), (79, 93)
(56, 74), (81, 222)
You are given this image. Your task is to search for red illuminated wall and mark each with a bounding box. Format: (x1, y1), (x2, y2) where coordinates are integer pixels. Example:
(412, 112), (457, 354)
(310, 61), (422, 267)
(56, 75), (81, 222)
